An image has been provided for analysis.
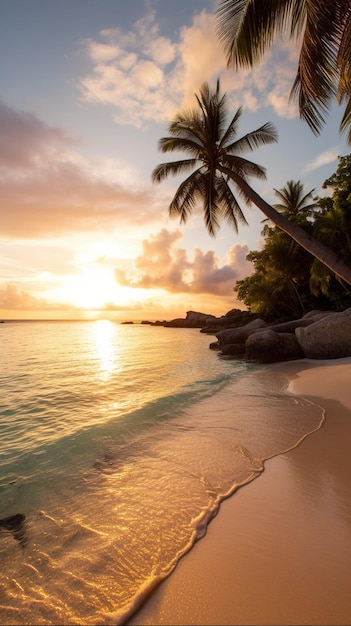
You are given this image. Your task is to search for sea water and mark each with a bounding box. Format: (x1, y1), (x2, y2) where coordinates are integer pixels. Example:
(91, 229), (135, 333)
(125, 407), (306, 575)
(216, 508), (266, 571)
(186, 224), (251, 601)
(0, 320), (323, 625)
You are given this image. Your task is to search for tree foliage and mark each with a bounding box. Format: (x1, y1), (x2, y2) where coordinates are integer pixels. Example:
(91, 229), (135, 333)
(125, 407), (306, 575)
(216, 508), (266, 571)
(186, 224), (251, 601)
(235, 161), (351, 318)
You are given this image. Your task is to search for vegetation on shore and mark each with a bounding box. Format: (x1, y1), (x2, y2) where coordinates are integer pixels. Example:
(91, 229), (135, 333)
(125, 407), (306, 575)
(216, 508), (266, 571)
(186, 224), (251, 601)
(235, 155), (351, 320)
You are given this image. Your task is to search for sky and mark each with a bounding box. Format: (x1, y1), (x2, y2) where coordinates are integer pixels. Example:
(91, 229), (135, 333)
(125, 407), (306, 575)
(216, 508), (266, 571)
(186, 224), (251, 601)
(0, 0), (350, 321)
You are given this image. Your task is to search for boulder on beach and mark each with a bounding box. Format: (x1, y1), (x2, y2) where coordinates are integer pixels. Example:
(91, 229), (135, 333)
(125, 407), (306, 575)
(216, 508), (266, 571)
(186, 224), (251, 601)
(216, 318), (267, 347)
(245, 329), (304, 363)
(212, 307), (351, 363)
(296, 308), (351, 359)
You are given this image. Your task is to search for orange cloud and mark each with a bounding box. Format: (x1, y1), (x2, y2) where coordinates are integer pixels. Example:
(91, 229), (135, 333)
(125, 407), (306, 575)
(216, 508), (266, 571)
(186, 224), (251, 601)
(115, 228), (252, 295)
(0, 283), (72, 311)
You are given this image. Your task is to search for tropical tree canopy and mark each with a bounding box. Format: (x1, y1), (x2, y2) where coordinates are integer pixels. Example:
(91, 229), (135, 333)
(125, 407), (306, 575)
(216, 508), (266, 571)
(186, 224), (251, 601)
(152, 80), (351, 286)
(216, 0), (351, 143)
(236, 165), (351, 317)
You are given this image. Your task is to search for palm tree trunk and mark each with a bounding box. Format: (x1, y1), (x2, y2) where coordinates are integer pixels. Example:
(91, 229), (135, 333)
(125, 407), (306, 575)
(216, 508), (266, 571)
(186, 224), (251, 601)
(287, 277), (306, 315)
(219, 166), (351, 286)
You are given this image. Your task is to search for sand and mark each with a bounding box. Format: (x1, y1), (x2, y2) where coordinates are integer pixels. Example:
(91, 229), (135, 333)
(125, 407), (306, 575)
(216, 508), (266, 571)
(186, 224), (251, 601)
(128, 357), (351, 625)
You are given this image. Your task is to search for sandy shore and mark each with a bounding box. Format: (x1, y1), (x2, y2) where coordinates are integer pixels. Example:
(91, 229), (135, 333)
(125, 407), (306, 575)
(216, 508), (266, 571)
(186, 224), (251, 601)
(128, 357), (351, 625)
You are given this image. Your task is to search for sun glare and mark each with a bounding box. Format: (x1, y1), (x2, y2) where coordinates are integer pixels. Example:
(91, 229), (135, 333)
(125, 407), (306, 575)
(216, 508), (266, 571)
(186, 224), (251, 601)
(57, 268), (132, 310)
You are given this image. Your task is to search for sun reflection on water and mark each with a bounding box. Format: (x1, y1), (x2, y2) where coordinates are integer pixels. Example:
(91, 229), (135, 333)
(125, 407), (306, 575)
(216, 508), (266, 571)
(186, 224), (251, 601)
(94, 320), (116, 379)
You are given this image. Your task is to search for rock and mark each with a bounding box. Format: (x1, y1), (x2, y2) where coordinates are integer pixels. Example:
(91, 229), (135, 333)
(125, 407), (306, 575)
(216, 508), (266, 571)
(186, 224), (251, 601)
(245, 329), (304, 363)
(295, 307), (351, 359)
(209, 341), (220, 350)
(201, 308), (258, 333)
(216, 318), (267, 347)
(164, 310), (217, 328)
(221, 343), (246, 357)
(143, 305), (351, 363)
(301, 310), (333, 320)
(271, 311), (330, 333)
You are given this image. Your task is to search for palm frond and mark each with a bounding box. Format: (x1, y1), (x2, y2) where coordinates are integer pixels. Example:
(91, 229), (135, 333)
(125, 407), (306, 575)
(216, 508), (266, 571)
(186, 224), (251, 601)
(169, 112), (203, 137)
(218, 106), (242, 149)
(337, 4), (351, 102)
(289, 0), (341, 133)
(226, 121), (278, 154)
(195, 79), (227, 147)
(216, 1), (351, 142)
(158, 135), (203, 156)
(216, 0), (293, 69)
(151, 159), (197, 183)
(290, 73), (328, 134)
(201, 171), (221, 236)
(216, 175), (248, 232)
(223, 154), (267, 181)
(168, 169), (204, 224)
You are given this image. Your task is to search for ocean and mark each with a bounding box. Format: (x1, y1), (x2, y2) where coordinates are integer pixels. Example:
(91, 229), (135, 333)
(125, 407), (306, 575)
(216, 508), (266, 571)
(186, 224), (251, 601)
(0, 320), (323, 625)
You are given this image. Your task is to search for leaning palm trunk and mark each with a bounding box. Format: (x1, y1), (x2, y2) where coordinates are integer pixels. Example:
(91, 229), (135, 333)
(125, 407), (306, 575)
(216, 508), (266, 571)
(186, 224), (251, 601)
(220, 165), (351, 285)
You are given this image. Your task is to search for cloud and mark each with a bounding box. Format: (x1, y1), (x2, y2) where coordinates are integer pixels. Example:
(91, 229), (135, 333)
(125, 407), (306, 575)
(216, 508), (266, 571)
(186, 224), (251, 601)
(115, 228), (252, 295)
(77, 9), (300, 128)
(79, 11), (180, 127)
(0, 100), (77, 170)
(304, 147), (340, 173)
(0, 101), (164, 239)
(0, 283), (72, 311)
(175, 11), (228, 106)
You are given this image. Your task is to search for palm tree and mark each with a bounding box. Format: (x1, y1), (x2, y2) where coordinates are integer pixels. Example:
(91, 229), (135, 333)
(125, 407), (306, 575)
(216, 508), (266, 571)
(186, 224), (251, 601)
(152, 80), (351, 285)
(273, 180), (316, 223)
(216, 0), (351, 142)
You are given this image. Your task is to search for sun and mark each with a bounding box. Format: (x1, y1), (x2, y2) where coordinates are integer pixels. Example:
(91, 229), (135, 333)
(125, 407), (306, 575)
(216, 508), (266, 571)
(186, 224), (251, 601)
(57, 268), (132, 310)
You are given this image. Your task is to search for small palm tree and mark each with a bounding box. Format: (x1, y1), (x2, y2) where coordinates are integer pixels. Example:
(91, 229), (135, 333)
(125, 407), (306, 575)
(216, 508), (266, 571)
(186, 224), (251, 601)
(216, 0), (351, 142)
(152, 80), (351, 286)
(273, 180), (316, 223)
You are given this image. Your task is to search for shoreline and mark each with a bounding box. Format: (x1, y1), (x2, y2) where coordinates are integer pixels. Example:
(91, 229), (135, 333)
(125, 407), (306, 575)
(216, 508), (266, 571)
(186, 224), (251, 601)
(128, 357), (351, 625)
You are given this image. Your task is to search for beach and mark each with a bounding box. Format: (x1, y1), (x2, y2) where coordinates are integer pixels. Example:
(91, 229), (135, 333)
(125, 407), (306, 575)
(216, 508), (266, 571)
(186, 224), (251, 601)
(128, 357), (351, 625)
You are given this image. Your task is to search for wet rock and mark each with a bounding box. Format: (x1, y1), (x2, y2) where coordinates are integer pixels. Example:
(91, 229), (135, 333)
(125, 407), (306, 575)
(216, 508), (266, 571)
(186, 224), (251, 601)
(0, 513), (27, 548)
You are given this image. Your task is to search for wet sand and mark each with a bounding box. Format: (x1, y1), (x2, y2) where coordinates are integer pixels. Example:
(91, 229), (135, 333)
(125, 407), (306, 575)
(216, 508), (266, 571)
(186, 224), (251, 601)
(128, 357), (351, 625)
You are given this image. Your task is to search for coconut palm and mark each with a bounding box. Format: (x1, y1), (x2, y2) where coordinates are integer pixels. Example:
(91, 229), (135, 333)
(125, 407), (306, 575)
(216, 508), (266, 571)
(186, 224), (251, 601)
(216, 0), (351, 142)
(273, 180), (316, 223)
(152, 80), (351, 285)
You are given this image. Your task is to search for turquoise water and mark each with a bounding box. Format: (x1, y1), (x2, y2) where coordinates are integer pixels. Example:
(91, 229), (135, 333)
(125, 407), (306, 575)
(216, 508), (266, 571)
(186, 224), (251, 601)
(0, 320), (323, 624)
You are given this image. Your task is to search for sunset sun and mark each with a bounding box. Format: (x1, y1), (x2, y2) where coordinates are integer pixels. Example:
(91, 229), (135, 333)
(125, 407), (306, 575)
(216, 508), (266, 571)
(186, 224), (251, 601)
(58, 268), (131, 310)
